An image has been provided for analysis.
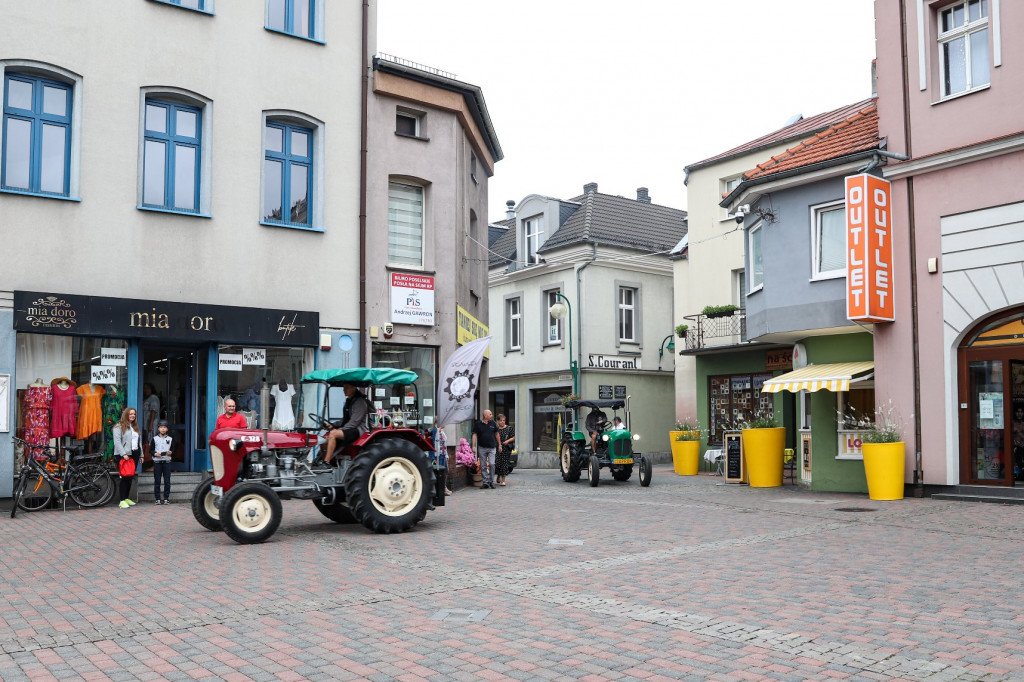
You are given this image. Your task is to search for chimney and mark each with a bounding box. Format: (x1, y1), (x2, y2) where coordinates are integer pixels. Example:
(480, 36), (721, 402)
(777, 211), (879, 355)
(505, 200), (515, 220)
(583, 182), (598, 194)
(636, 187), (651, 203)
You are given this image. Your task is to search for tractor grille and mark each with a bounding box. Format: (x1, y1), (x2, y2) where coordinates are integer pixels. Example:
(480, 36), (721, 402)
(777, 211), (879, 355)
(610, 439), (632, 459)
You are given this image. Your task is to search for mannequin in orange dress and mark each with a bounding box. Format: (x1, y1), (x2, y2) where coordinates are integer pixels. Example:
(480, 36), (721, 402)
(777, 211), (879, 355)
(76, 383), (106, 451)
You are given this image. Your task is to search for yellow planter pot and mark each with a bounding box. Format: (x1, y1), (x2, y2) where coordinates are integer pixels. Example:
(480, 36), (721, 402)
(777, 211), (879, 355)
(741, 427), (785, 487)
(862, 442), (906, 500)
(671, 439), (700, 475)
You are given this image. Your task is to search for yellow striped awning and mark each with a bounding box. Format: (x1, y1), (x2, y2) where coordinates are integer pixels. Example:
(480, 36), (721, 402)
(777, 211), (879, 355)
(761, 361), (874, 393)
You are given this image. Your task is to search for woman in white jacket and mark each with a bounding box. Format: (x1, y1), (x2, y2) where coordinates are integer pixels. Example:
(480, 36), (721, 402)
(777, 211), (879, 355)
(112, 407), (141, 508)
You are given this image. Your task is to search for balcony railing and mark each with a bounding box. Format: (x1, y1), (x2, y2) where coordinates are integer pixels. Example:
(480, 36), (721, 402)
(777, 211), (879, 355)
(681, 309), (746, 351)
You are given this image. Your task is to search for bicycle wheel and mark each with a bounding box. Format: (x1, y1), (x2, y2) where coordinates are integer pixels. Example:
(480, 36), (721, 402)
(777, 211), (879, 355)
(16, 471), (54, 512)
(68, 463), (115, 507)
(10, 470), (26, 518)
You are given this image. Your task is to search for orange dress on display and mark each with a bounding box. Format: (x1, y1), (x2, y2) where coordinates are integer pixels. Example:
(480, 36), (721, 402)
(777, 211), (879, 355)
(76, 384), (106, 439)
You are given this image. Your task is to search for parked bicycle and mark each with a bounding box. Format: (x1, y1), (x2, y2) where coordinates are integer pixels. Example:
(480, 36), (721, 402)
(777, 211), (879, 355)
(10, 438), (115, 518)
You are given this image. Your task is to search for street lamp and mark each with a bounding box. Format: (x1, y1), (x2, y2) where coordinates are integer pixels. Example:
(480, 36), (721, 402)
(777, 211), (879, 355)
(548, 294), (578, 395)
(657, 334), (676, 371)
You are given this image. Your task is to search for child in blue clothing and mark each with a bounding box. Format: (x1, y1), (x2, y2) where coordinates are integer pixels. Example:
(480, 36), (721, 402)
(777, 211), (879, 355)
(149, 420), (175, 504)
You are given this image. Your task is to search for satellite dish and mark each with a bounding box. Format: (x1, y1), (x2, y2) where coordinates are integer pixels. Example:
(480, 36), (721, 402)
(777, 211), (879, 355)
(783, 113), (803, 126)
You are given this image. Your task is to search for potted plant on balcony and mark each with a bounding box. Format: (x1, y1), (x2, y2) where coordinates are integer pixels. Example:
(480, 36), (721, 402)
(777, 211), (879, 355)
(671, 419), (701, 475)
(741, 413), (784, 487)
(702, 304), (739, 319)
(675, 324), (688, 338)
(842, 401), (906, 500)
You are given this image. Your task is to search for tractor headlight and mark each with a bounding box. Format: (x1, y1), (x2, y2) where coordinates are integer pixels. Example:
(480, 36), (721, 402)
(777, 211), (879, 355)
(228, 439), (242, 451)
(632, 434), (641, 441)
(602, 434), (609, 442)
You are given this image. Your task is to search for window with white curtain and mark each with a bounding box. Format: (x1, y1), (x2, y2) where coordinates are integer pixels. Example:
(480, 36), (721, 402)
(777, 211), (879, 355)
(812, 200), (846, 279)
(938, 0), (990, 98)
(388, 181), (424, 267)
(748, 222), (764, 292)
(507, 296), (522, 351)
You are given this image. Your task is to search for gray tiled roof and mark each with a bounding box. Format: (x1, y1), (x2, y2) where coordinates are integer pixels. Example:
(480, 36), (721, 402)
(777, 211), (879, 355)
(489, 220), (512, 248)
(538, 191), (687, 254)
(488, 221), (517, 268)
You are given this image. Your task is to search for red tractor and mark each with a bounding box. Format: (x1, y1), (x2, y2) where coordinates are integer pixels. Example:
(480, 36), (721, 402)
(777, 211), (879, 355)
(191, 368), (444, 544)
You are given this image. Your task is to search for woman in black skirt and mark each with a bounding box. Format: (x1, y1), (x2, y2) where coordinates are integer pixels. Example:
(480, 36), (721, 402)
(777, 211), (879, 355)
(495, 414), (515, 486)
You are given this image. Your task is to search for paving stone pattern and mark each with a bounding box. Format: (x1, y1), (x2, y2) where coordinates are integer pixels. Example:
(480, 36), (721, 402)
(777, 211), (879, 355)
(2, 467), (1024, 680)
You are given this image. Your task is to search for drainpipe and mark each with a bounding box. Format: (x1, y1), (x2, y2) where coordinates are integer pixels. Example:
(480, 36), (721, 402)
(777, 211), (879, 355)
(358, 0), (369, 366)
(574, 243), (598, 386)
(899, 0), (925, 496)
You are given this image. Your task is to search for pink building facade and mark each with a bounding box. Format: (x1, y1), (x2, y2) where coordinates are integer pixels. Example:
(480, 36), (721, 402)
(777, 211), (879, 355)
(874, 0), (1024, 490)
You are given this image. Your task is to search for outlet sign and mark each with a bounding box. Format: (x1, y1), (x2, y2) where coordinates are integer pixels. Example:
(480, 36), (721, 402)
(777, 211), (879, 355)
(846, 174), (894, 322)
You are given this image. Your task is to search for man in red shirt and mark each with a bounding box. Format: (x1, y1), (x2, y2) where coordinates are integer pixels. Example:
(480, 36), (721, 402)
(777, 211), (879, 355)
(215, 398), (248, 430)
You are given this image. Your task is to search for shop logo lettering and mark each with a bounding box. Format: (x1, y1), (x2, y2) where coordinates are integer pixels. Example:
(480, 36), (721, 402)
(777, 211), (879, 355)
(129, 309), (215, 331)
(277, 313), (303, 341)
(24, 296), (78, 329)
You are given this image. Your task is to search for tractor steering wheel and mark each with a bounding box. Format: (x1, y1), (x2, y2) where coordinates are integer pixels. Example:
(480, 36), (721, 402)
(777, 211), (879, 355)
(307, 413), (336, 431)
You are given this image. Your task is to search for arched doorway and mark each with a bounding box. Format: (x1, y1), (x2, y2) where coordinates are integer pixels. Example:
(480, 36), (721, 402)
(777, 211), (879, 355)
(957, 309), (1024, 486)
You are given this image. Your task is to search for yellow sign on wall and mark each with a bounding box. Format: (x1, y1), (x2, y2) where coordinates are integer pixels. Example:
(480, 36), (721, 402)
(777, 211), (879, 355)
(456, 305), (489, 357)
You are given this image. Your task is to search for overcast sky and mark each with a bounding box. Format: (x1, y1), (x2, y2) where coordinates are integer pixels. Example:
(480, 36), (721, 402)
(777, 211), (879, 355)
(377, 0), (877, 221)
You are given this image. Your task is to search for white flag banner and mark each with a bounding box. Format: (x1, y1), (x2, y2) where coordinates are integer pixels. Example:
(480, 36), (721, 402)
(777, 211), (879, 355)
(436, 337), (491, 427)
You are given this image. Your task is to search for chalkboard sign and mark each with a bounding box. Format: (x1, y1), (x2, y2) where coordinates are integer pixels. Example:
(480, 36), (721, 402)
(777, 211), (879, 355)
(614, 385), (626, 399)
(598, 385), (613, 399)
(724, 432), (745, 483)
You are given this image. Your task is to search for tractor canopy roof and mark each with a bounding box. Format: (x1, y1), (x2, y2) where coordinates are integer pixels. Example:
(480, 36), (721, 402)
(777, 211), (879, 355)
(564, 399), (625, 410)
(301, 367), (419, 387)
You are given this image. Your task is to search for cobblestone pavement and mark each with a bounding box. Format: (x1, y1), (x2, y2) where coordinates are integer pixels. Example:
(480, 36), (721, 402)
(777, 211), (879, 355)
(2, 466), (1024, 681)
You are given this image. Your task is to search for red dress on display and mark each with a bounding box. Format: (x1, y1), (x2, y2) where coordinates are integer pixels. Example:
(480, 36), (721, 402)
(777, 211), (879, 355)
(50, 380), (79, 439)
(23, 385), (52, 447)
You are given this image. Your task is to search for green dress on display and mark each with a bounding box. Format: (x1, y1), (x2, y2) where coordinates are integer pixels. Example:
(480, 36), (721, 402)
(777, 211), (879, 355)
(103, 385), (126, 459)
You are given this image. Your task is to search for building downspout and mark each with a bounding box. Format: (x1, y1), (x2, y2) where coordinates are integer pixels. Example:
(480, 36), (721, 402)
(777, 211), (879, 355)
(574, 244), (598, 384)
(899, 0), (924, 496)
(358, 0), (370, 366)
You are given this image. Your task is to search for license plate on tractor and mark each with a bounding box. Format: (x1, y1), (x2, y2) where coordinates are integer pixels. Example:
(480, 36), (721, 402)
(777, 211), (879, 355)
(210, 484), (223, 497)
(613, 458), (634, 465)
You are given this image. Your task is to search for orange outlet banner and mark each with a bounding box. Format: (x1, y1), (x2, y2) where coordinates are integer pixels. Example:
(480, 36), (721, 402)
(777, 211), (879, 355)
(846, 174), (894, 322)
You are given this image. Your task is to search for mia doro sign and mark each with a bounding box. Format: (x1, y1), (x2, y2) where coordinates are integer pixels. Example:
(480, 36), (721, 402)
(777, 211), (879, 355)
(587, 354), (641, 370)
(14, 292), (318, 346)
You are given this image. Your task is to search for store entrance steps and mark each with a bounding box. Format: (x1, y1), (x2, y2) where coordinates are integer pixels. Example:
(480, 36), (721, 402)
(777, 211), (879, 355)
(932, 484), (1024, 505)
(134, 471), (206, 504)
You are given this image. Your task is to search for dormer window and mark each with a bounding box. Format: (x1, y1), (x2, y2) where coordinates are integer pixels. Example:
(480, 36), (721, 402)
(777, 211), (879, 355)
(524, 215), (543, 265)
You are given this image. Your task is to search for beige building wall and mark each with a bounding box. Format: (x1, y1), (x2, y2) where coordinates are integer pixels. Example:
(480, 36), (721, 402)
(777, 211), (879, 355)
(674, 143), (794, 421)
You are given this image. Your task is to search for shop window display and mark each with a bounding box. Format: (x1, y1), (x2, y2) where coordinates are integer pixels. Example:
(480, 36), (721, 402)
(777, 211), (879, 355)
(370, 344), (437, 432)
(216, 345), (310, 429)
(15, 334), (128, 458)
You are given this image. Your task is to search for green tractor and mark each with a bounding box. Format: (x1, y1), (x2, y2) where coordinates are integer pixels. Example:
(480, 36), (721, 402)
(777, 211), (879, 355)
(558, 399), (652, 487)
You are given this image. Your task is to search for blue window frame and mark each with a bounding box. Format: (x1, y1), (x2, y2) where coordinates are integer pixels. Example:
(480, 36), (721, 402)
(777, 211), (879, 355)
(2, 73), (72, 196)
(263, 121), (312, 227)
(142, 99), (202, 213)
(267, 0), (315, 40)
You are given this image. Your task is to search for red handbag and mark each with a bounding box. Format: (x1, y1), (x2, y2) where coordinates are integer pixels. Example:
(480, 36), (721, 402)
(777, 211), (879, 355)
(119, 458), (136, 477)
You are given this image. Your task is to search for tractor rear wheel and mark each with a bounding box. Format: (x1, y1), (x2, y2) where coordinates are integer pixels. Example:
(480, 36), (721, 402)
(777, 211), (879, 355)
(221, 482), (282, 544)
(611, 465), (633, 482)
(346, 439), (434, 534)
(191, 475), (222, 531)
(560, 439), (583, 482)
(313, 498), (358, 524)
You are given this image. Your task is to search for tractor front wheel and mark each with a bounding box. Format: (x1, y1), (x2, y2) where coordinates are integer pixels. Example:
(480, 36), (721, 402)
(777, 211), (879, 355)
(588, 455), (601, 487)
(221, 482), (282, 544)
(346, 439), (434, 534)
(191, 475), (222, 531)
(639, 455), (653, 487)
